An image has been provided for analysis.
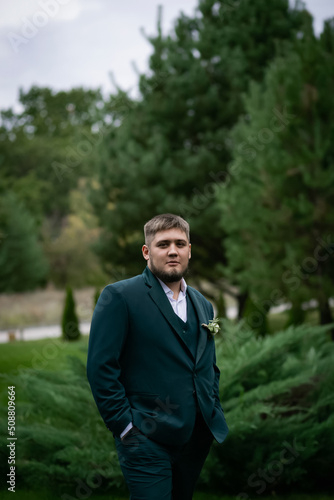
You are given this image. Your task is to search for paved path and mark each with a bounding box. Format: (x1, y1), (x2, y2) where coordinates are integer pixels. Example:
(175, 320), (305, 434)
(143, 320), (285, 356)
(0, 322), (91, 344)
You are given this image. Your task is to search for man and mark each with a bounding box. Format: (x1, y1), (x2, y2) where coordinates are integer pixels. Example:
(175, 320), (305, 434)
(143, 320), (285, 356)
(87, 213), (229, 499)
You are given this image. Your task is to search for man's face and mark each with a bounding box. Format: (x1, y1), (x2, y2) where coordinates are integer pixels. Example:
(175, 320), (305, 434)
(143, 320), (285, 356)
(142, 228), (191, 283)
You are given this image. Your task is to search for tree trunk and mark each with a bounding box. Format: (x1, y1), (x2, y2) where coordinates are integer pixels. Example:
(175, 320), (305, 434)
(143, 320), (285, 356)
(216, 292), (227, 319)
(237, 291), (248, 320)
(318, 297), (334, 341)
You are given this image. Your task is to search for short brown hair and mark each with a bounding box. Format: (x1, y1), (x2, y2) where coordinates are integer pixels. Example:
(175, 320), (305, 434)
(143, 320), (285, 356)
(144, 213), (190, 246)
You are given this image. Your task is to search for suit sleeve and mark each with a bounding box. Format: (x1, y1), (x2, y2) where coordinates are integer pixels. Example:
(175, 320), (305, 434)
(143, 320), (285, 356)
(209, 301), (221, 406)
(213, 349), (221, 407)
(86, 285), (133, 437)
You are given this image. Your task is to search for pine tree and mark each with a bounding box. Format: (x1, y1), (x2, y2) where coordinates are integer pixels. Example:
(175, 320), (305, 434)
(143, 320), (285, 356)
(90, 0), (306, 311)
(0, 191), (48, 292)
(62, 285), (81, 341)
(93, 287), (100, 307)
(217, 27), (334, 329)
(1, 323), (333, 494)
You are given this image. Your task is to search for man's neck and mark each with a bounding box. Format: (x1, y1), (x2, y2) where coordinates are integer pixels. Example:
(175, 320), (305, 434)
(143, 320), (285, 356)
(164, 280), (182, 300)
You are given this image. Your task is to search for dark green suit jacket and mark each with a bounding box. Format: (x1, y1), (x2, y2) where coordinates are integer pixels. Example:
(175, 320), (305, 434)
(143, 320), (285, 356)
(87, 266), (229, 446)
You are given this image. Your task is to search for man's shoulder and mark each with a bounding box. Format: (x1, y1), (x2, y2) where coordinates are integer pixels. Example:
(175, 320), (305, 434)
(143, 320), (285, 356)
(103, 273), (144, 295)
(187, 285), (213, 310)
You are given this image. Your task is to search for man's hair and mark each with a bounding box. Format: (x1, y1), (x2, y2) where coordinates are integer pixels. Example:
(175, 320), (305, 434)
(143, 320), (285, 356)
(144, 213), (190, 246)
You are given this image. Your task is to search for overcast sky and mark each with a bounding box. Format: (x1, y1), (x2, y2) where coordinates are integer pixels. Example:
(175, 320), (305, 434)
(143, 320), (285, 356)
(0, 0), (333, 111)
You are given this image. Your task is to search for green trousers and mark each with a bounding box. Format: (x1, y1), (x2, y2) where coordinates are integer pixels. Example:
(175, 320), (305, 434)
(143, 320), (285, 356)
(114, 411), (214, 500)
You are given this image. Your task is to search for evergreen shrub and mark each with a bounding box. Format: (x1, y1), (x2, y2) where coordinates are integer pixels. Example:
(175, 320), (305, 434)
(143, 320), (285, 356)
(201, 320), (334, 496)
(62, 286), (81, 341)
(0, 323), (333, 496)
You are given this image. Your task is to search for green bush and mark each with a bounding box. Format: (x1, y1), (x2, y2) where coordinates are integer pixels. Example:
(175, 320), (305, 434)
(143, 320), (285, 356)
(0, 357), (125, 496)
(201, 320), (334, 496)
(0, 191), (48, 292)
(61, 285), (81, 341)
(0, 323), (333, 497)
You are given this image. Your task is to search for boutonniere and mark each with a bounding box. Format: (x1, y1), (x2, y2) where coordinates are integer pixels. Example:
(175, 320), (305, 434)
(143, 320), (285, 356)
(201, 318), (220, 339)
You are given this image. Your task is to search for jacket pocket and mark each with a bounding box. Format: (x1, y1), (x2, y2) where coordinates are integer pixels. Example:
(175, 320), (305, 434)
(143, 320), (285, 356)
(126, 391), (159, 397)
(127, 392), (160, 411)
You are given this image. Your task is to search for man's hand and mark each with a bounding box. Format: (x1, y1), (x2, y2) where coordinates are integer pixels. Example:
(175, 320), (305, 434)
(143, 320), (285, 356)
(121, 425), (141, 442)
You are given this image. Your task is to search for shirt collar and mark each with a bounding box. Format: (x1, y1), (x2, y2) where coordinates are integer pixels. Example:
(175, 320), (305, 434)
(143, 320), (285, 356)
(157, 277), (187, 297)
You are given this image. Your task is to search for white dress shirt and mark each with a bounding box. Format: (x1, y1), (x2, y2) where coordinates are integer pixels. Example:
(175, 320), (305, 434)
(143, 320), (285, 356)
(120, 277), (188, 439)
(157, 276), (188, 323)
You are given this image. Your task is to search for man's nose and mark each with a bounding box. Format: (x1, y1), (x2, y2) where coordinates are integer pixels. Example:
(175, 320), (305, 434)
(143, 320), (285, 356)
(168, 245), (178, 255)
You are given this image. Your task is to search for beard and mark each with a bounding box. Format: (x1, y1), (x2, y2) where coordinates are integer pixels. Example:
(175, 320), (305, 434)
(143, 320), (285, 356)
(149, 260), (189, 283)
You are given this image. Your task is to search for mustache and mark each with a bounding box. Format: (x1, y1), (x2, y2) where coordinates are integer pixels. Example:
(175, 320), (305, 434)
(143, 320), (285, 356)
(149, 262), (190, 283)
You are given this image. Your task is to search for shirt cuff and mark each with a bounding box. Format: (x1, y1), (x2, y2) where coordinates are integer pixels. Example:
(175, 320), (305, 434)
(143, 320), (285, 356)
(120, 422), (133, 439)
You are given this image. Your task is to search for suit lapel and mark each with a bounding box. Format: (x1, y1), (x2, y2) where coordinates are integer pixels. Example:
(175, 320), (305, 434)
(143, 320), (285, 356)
(186, 287), (209, 365)
(142, 267), (209, 364)
(143, 267), (194, 359)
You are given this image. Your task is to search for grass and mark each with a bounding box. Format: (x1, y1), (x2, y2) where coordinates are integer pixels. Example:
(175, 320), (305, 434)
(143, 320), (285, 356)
(1, 337), (333, 500)
(0, 337), (90, 405)
(0, 336), (89, 377)
(0, 303), (326, 379)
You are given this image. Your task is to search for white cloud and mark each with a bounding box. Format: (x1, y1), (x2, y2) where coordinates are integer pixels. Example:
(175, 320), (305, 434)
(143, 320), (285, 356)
(0, 0), (85, 29)
(0, 1), (42, 29)
(53, 0), (83, 22)
(0, 0), (333, 111)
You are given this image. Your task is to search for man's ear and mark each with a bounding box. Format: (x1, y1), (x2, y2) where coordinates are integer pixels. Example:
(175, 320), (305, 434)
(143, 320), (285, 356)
(142, 244), (149, 261)
(189, 243), (191, 259)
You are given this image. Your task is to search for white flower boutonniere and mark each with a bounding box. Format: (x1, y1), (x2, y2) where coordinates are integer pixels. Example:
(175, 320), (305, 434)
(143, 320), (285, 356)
(201, 318), (220, 339)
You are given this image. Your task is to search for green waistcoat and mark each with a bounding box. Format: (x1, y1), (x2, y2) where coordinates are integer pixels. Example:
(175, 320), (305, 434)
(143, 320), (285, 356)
(176, 293), (200, 360)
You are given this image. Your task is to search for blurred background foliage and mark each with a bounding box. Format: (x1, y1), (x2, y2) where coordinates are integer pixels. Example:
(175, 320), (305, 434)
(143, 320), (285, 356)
(1, 0), (333, 331)
(1, 1), (334, 496)
(0, 322), (333, 497)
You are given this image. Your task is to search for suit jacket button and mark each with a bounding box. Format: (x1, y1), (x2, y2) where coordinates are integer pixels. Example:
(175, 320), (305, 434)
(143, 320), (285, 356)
(193, 390), (196, 395)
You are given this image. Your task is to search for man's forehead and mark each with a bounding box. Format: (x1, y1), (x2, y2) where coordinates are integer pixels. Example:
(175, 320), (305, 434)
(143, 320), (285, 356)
(153, 229), (189, 242)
